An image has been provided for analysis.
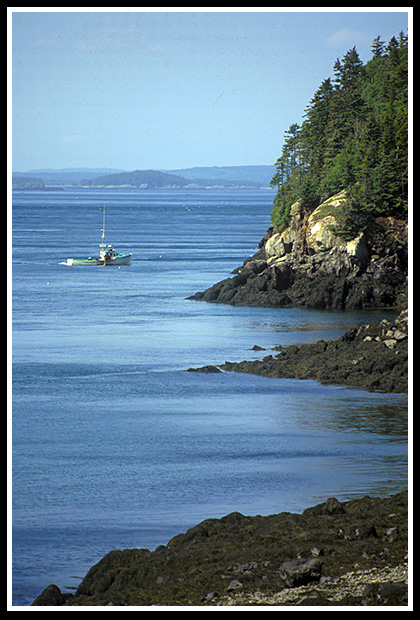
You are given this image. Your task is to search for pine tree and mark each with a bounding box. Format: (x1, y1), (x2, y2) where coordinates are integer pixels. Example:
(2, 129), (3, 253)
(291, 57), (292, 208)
(301, 78), (334, 177)
(371, 36), (386, 58)
(270, 32), (408, 234)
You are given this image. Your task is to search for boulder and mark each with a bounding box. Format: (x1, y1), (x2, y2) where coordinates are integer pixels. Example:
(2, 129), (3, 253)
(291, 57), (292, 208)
(227, 580), (243, 592)
(31, 584), (68, 606)
(279, 558), (323, 587)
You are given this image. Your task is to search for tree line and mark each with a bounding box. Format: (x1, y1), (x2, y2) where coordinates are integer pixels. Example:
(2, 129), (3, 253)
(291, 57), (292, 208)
(270, 32), (408, 239)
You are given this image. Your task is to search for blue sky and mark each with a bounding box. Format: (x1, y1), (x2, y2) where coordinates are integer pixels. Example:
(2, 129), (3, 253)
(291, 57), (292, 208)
(10, 9), (410, 172)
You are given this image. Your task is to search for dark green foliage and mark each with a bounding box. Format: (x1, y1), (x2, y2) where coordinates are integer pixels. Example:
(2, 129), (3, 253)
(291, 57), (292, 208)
(83, 169), (193, 188)
(82, 168), (264, 188)
(12, 175), (45, 188)
(270, 32), (408, 236)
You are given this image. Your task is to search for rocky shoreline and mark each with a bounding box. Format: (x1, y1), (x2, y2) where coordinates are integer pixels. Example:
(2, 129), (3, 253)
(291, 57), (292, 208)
(30, 192), (409, 607)
(188, 193), (408, 312)
(187, 192), (409, 394)
(188, 307), (408, 394)
(32, 491), (409, 607)
(29, 313), (409, 609)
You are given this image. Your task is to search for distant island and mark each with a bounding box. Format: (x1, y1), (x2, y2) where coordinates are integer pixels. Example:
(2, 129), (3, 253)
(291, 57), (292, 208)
(160, 165), (277, 186)
(12, 165), (276, 190)
(11, 175), (46, 190)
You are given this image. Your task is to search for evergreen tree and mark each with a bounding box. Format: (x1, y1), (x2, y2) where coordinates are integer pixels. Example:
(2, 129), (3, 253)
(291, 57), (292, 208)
(371, 35), (386, 58)
(301, 78), (334, 178)
(270, 32), (408, 236)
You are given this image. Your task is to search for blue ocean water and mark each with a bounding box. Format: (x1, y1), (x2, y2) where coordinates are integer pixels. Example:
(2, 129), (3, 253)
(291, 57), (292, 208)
(11, 188), (408, 606)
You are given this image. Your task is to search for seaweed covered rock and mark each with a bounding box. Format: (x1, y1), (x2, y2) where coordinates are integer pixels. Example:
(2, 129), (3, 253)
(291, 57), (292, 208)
(32, 491), (408, 607)
(31, 584), (69, 606)
(279, 557), (323, 587)
(219, 308), (408, 393)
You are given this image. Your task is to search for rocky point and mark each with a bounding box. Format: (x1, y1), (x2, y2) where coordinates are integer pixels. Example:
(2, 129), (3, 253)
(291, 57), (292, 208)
(188, 191), (408, 311)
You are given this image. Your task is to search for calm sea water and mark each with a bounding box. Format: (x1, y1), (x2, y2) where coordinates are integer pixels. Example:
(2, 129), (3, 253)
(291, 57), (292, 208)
(11, 188), (408, 606)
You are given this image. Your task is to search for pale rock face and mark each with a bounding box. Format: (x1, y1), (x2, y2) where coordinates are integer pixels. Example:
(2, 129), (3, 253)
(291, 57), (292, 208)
(346, 232), (370, 268)
(265, 231), (292, 259)
(306, 191), (347, 254)
(266, 191), (370, 271)
(265, 232), (283, 258)
(307, 216), (340, 253)
(265, 201), (303, 259)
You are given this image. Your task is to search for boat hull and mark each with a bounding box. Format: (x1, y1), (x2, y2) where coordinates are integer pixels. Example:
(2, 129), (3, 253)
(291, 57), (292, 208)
(65, 253), (132, 266)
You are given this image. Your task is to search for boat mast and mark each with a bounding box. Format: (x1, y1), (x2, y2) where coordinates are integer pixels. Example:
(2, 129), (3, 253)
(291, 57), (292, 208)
(99, 207), (106, 255)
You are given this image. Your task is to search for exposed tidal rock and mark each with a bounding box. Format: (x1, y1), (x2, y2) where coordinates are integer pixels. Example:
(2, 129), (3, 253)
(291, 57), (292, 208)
(278, 557), (323, 588)
(218, 308), (408, 393)
(186, 365), (222, 373)
(31, 584), (69, 606)
(185, 308), (408, 393)
(32, 491), (408, 607)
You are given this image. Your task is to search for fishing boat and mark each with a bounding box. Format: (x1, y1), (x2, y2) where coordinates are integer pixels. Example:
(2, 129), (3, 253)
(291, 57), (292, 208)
(63, 208), (132, 266)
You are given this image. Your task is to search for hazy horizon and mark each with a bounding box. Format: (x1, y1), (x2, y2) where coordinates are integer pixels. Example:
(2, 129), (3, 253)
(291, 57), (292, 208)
(13, 163), (275, 174)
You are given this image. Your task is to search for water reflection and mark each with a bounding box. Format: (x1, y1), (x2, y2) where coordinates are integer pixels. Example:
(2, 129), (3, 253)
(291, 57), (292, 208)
(270, 382), (408, 439)
(243, 308), (398, 335)
(334, 400), (408, 439)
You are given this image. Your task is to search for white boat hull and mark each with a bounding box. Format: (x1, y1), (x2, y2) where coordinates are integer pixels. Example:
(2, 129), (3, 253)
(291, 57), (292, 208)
(65, 253), (132, 266)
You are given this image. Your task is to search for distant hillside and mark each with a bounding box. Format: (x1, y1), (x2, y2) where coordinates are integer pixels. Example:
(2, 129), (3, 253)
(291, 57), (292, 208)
(13, 168), (125, 185)
(164, 165), (276, 186)
(83, 169), (195, 188)
(12, 175), (45, 189)
(82, 169), (263, 188)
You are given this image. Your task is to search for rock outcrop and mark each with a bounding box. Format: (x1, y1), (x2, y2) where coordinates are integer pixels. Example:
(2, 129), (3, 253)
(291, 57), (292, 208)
(32, 491), (408, 606)
(188, 307), (408, 393)
(188, 191), (408, 311)
(217, 307), (408, 393)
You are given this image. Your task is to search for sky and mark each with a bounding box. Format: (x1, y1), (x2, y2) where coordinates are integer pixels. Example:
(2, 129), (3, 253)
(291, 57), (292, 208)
(9, 8), (410, 172)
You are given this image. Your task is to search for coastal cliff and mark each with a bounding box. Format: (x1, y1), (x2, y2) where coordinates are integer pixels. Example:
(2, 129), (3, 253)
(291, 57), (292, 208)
(188, 191), (408, 311)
